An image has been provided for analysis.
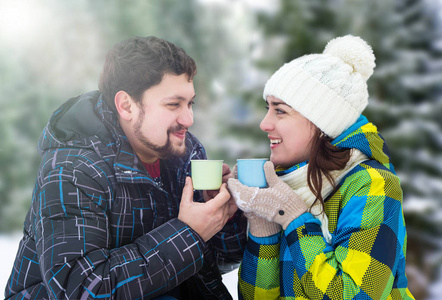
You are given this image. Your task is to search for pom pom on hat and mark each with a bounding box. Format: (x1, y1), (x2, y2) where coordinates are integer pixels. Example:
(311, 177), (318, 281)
(324, 35), (375, 80)
(263, 35), (376, 138)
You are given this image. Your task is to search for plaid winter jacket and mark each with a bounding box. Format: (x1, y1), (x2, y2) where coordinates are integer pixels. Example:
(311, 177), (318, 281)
(238, 116), (414, 299)
(5, 91), (247, 299)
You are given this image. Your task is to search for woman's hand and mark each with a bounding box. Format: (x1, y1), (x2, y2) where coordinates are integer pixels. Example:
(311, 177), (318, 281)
(227, 161), (308, 229)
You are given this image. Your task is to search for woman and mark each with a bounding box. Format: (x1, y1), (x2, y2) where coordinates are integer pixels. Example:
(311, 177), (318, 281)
(227, 35), (414, 299)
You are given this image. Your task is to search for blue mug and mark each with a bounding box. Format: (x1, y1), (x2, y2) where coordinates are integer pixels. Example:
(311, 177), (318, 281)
(237, 159), (268, 188)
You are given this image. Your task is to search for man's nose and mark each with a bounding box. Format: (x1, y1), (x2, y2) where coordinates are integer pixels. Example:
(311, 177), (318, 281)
(178, 107), (194, 128)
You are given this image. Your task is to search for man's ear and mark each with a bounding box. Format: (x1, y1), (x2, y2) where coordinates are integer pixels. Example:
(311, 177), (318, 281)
(115, 91), (134, 121)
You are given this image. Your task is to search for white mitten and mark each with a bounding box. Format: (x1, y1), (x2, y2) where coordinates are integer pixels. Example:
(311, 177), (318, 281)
(227, 161), (307, 229)
(230, 164), (281, 237)
(245, 212), (281, 237)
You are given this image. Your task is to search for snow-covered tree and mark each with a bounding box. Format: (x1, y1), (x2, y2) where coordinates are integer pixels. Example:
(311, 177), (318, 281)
(221, 0), (442, 296)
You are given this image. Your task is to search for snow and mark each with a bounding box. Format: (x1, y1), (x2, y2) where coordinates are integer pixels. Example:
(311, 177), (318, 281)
(427, 266), (442, 300)
(0, 232), (21, 294)
(223, 269), (239, 300)
(0, 233), (239, 299)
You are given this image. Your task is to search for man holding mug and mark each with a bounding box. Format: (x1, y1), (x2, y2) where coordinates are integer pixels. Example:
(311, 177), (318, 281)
(5, 36), (246, 300)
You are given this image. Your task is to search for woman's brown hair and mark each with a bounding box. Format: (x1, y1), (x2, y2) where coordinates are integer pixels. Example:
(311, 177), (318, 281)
(307, 127), (351, 214)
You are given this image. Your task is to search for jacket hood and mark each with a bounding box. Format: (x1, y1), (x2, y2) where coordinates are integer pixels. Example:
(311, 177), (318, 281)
(332, 115), (396, 174)
(38, 90), (113, 154)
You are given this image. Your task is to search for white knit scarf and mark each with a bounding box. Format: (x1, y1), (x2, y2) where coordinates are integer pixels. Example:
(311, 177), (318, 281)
(278, 149), (368, 243)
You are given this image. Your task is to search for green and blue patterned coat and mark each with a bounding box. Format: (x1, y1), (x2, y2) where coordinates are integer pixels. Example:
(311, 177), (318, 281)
(238, 116), (414, 299)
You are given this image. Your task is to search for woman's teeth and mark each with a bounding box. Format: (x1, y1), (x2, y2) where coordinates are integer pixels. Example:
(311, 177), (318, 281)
(270, 139), (282, 145)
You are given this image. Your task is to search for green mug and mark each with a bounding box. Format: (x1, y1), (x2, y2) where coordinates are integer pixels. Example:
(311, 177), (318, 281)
(191, 159), (223, 190)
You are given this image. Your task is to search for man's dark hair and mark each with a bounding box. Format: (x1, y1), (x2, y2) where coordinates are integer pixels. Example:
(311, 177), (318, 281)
(99, 36), (197, 110)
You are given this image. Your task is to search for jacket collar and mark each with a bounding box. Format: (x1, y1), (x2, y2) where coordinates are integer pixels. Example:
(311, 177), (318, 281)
(332, 115), (396, 173)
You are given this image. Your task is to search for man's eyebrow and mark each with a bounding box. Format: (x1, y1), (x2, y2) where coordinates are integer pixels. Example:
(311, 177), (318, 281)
(162, 94), (196, 101)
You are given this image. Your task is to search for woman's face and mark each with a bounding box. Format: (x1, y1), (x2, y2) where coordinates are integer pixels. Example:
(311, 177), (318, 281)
(260, 96), (316, 168)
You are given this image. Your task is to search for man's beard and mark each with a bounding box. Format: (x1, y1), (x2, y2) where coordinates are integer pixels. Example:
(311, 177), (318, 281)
(134, 109), (187, 160)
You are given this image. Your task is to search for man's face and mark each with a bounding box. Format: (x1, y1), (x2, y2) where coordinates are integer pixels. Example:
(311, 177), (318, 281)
(127, 73), (195, 163)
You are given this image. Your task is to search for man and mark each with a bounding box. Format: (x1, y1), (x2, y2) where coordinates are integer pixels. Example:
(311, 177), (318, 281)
(5, 36), (246, 299)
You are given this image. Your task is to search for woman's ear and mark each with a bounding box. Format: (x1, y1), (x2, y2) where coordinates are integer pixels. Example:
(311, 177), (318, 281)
(114, 91), (133, 121)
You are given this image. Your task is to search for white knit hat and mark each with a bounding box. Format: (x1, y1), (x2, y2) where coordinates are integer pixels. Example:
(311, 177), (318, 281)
(263, 35), (376, 138)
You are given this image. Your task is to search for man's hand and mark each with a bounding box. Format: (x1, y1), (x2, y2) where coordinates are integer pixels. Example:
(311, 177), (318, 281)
(179, 177), (234, 241)
(204, 163), (235, 199)
(204, 163), (238, 218)
(221, 163), (235, 183)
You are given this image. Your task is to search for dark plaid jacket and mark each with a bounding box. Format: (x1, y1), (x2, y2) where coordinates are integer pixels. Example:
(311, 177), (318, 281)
(5, 91), (247, 299)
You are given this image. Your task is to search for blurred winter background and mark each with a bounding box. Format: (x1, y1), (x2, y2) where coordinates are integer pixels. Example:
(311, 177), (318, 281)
(1, 0), (442, 298)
